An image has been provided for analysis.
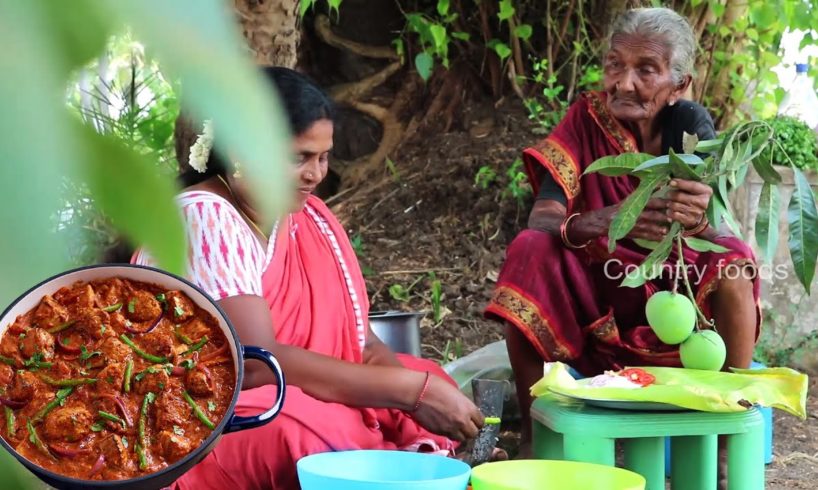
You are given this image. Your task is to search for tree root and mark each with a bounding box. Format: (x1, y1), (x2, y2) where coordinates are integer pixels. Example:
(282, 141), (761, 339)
(313, 14), (415, 190)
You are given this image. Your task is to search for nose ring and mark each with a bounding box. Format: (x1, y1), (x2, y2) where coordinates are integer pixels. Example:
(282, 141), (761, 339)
(305, 171), (314, 180)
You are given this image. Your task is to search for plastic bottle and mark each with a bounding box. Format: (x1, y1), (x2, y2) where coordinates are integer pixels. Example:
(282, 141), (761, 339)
(778, 63), (818, 131)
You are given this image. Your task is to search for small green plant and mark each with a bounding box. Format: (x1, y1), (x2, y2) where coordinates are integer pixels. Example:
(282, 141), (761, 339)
(400, 0), (463, 81)
(350, 233), (364, 257)
(300, 0), (342, 19)
(519, 57), (602, 133)
(758, 115), (818, 172)
(388, 274), (425, 303)
(502, 157), (531, 205)
(428, 272), (443, 323)
(440, 338), (463, 364)
(474, 165), (497, 189)
(388, 284), (411, 302)
(385, 157), (400, 181)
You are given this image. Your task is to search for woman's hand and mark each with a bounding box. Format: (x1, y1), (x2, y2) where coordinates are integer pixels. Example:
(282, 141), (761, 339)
(627, 198), (673, 242)
(412, 375), (484, 442)
(666, 179), (712, 230)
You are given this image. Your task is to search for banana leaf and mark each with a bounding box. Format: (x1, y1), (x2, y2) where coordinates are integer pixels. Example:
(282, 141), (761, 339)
(531, 362), (807, 419)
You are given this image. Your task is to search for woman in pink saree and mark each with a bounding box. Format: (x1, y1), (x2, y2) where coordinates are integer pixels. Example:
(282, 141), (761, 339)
(133, 67), (484, 489)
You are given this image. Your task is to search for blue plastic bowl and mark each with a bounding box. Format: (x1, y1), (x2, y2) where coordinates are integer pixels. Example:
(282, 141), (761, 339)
(297, 450), (471, 490)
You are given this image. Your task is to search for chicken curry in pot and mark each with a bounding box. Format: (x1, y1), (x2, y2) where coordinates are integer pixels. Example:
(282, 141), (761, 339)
(0, 277), (235, 481)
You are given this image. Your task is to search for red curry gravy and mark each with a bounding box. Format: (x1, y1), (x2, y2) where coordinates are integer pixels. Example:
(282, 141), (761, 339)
(0, 277), (235, 481)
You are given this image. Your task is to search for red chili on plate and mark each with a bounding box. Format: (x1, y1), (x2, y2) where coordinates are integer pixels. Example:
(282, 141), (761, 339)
(619, 368), (655, 387)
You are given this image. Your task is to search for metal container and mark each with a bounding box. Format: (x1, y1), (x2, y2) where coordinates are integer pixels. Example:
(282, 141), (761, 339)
(368, 311), (423, 357)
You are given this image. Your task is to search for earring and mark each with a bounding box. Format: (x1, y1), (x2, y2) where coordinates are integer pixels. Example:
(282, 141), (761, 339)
(668, 100), (676, 106)
(232, 161), (243, 179)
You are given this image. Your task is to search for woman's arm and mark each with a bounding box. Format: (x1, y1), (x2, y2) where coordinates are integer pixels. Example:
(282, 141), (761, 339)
(528, 198), (671, 243)
(222, 295), (419, 408)
(218, 295), (483, 441)
(362, 328), (402, 367)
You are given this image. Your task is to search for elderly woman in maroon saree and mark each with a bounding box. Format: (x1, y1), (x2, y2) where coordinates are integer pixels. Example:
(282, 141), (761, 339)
(485, 7), (761, 455)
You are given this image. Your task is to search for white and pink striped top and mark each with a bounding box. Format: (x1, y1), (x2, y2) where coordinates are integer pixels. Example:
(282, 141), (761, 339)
(132, 191), (275, 301)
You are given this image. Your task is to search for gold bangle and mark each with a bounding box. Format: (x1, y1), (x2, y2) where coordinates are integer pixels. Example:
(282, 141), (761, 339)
(560, 213), (591, 249)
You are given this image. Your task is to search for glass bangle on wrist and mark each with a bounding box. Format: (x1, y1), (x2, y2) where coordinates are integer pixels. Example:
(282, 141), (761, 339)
(683, 214), (709, 237)
(560, 213), (591, 249)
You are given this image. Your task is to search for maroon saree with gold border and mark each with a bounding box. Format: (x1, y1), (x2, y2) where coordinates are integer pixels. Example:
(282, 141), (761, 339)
(485, 91), (761, 376)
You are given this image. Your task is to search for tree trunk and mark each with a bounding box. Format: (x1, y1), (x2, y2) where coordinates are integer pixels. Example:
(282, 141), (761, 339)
(233, 0), (301, 68)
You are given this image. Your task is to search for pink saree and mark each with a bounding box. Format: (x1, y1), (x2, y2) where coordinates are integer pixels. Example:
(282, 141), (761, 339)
(169, 195), (455, 490)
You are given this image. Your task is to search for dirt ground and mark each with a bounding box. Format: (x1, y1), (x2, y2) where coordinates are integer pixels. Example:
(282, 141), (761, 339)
(335, 100), (818, 488)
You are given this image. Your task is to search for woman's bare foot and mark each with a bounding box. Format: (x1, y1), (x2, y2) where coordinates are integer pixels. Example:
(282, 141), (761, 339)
(454, 447), (509, 463)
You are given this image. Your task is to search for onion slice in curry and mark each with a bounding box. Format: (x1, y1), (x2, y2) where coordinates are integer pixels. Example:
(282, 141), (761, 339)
(200, 345), (227, 362)
(49, 443), (91, 458)
(122, 310), (164, 335)
(0, 397), (26, 409)
(88, 454), (106, 477)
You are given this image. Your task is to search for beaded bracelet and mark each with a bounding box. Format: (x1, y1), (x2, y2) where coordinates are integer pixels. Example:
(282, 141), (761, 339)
(412, 371), (431, 412)
(560, 213), (591, 249)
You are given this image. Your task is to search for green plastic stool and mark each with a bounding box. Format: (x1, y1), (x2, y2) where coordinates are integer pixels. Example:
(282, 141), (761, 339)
(531, 394), (764, 490)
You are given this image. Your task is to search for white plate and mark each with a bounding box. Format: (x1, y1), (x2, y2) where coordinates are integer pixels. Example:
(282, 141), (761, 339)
(547, 387), (690, 411)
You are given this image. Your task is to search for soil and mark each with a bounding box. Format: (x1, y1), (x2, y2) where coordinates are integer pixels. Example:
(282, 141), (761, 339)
(333, 100), (818, 488)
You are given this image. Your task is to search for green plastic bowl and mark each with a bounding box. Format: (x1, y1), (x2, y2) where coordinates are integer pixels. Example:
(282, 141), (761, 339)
(470, 460), (646, 490)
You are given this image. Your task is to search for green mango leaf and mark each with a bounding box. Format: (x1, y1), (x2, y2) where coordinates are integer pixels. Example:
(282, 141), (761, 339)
(633, 155), (669, 173)
(635, 153), (703, 174)
(76, 122), (186, 275)
(414, 52), (434, 81)
(634, 238), (660, 250)
(755, 182), (781, 263)
(669, 148), (701, 181)
(717, 174), (730, 208)
(621, 223), (680, 288)
(451, 31), (470, 41)
(706, 190), (721, 232)
(608, 173), (669, 253)
(683, 237), (729, 253)
(695, 138), (723, 154)
(752, 153), (782, 184)
(116, 0), (292, 223)
(682, 131), (699, 154)
(734, 163), (750, 189)
(788, 168), (818, 293)
(514, 24), (533, 41)
(707, 188), (743, 239)
(584, 153), (653, 176)
(719, 198), (743, 238)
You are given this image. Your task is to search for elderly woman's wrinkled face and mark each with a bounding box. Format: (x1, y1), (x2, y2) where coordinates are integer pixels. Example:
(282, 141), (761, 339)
(603, 33), (685, 123)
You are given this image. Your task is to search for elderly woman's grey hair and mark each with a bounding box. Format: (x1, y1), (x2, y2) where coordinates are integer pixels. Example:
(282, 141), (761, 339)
(608, 7), (697, 86)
